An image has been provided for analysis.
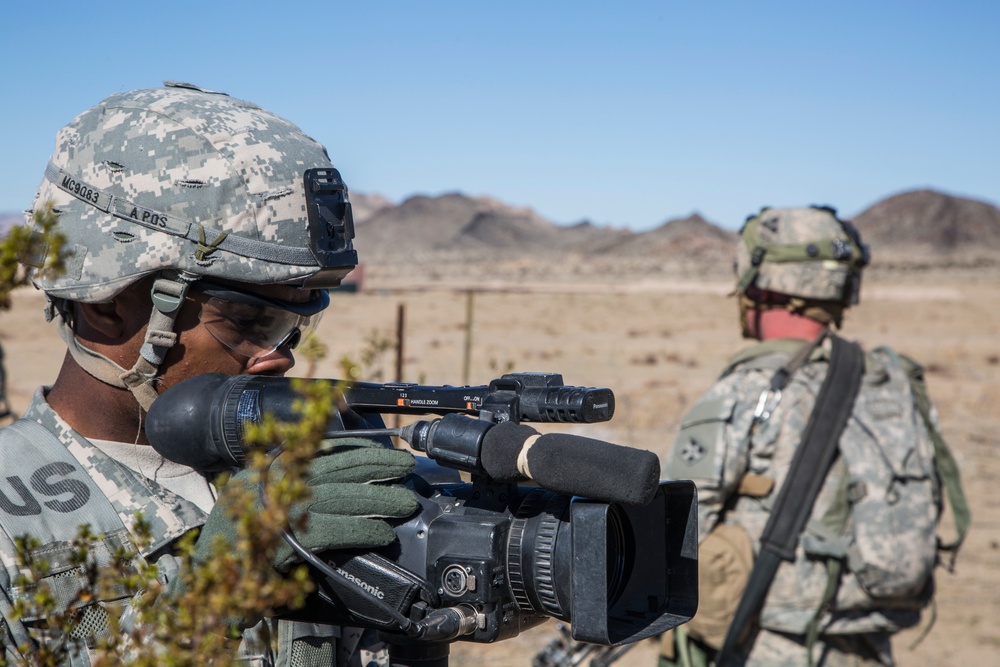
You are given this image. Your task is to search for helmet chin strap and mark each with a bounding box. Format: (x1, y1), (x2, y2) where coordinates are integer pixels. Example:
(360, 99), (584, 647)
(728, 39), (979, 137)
(50, 272), (196, 413)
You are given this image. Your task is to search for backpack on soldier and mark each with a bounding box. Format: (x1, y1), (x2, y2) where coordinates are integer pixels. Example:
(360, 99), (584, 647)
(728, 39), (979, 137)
(732, 340), (969, 614)
(806, 344), (969, 610)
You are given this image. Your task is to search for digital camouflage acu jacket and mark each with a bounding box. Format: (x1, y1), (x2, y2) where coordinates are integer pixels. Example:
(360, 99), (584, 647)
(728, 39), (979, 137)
(0, 387), (386, 666)
(662, 337), (956, 638)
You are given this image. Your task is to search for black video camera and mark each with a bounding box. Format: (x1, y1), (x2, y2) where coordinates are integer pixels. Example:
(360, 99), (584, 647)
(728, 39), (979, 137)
(146, 373), (697, 654)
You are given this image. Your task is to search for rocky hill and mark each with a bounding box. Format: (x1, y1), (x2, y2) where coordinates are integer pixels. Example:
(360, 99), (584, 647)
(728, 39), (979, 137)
(853, 189), (1000, 259)
(2, 188), (997, 282)
(576, 213), (735, 258)
(350, 188), (1000, 280)
(352, 193), (617, 262)
(351, 192), (735, 273)
(349, 192), (394, 225)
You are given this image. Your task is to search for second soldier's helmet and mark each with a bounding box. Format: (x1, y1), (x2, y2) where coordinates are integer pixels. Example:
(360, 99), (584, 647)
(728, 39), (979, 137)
(734, 205), (870, 306)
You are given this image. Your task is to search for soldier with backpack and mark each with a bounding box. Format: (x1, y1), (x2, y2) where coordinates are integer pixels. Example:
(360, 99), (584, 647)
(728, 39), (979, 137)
(659, 206), (969, 667)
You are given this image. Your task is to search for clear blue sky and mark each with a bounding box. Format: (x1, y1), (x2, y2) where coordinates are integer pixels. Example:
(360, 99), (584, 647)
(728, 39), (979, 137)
(1, 1), (996, 231)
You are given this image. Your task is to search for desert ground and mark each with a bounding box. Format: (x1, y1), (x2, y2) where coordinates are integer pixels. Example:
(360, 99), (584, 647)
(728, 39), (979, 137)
(0, 267), (996, 667)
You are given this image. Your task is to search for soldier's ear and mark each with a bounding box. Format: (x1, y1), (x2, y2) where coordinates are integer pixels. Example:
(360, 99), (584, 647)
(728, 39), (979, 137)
(74, 282), (153, 344)
(75, 300), (129, 341)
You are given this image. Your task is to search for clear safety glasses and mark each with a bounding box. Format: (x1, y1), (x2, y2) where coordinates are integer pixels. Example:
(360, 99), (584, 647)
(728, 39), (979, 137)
(190, 280), (330, 359)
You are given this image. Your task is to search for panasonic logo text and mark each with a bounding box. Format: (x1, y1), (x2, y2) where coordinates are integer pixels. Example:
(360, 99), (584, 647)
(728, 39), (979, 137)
(337, 567), (385, 599)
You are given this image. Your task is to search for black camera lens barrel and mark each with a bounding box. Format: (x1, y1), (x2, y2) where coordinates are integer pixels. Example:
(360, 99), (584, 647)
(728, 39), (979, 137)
(501, 482), (697, 647)
(507, 489), (573, 620)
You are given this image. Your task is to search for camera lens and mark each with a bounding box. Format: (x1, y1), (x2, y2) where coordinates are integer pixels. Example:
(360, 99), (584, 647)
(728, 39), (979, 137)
(507, 489), (572, 620)
(604, 504), (633, 607)
(506, 490), (637, 623)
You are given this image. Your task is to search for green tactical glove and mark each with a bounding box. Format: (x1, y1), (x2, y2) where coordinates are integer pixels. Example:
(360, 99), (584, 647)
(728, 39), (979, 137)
(195, 438), (418, 572)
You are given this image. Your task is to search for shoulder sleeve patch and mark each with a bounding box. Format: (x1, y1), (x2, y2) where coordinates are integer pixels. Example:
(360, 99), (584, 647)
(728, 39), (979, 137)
(666, 393), (738, 482)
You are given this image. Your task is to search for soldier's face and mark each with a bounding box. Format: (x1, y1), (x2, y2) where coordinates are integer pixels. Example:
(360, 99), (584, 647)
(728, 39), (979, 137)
(155, 282), (323, 392)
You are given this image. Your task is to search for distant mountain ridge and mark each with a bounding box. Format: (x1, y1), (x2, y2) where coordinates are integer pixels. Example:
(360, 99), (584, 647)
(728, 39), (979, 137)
(853, 189), (1000, 256)
(352, 188), (1000, 272)
(3, 189), (998, 277)
(353, 193), (736, 266)
(574, 213), (735, 258)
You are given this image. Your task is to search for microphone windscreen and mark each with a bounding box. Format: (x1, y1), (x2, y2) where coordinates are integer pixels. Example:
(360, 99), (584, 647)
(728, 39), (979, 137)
(527, 433), (660, 506)
(480, 422), (539, 481)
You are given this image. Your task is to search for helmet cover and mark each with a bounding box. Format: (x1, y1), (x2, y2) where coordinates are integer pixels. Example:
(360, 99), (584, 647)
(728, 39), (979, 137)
(29, 81), (357, 303)
(735, 206), (869, 304)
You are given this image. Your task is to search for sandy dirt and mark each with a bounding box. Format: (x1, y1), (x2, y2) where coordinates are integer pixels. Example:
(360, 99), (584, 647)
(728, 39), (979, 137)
(0, 271), (995, 667)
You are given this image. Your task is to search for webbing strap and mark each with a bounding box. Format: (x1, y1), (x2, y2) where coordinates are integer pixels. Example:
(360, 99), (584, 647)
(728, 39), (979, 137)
(895, 351), (971, 564)
(51, 274), (191, 412)
(45, 161), (315, 266)
(804, 559), (843, 667)
(138, 275), (189, 367)
(119, 356), (162, 412)
(928, 438), (970, 560)
(53, 302), (164, 411)
(55, 315), (131, 389)
(715, 335), (865, 667)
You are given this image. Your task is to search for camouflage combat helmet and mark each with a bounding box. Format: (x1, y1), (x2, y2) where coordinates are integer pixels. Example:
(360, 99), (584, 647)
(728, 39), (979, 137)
(27, 81), (357, 409)
(735, 205), (870, 306)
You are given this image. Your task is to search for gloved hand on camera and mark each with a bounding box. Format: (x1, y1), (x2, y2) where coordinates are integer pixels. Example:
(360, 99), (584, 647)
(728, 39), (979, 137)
(192, 438), (418, 573)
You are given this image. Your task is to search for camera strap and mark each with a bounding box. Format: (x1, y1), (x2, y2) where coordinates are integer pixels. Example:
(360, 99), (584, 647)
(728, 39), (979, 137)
(715, 333), (865, 667)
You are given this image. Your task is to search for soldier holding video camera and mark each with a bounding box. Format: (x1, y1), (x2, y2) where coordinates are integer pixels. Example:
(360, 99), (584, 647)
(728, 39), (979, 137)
(0, 82), (419, 665)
